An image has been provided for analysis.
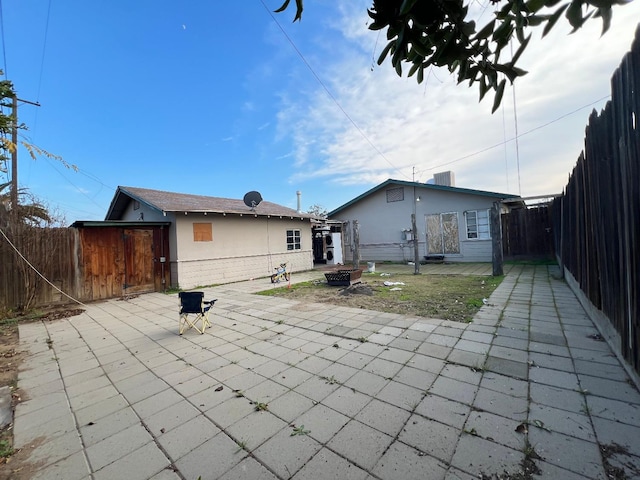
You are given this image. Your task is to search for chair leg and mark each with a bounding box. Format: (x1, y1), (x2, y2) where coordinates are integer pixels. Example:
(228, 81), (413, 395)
(202, 311), (212, 331)
(180, 313), (204, 335)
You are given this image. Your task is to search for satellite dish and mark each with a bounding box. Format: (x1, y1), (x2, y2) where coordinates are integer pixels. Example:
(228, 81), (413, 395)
(243, 191), (263, 210)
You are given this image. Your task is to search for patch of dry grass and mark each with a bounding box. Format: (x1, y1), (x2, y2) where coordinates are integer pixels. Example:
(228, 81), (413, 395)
(259, 267), (503, 323)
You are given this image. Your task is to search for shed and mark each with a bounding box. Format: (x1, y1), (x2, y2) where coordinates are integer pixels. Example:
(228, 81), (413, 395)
(103, 186), (316, 289)
(70, 221), (171, 297)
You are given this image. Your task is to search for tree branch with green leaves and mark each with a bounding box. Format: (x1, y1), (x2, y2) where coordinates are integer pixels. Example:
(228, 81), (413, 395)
(276, 0), (626, 112)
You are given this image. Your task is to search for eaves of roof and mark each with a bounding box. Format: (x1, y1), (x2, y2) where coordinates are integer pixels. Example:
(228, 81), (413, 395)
(105, 186), (319, 221)
(71, 220), (171, 228)
(327, 179), (520, 217)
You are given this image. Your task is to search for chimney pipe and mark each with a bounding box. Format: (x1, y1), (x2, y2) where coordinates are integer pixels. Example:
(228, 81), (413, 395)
(296, 190), (302, 213)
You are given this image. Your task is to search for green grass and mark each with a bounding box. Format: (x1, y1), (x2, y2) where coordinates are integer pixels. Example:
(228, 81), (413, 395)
(259, 280), (319, 294)
(0, 309), (45, 325)
(258, 270), (503, 322)
(164, 286), (182, 294)
(0, 439), (14, 458)
(290, 425), (311, 436)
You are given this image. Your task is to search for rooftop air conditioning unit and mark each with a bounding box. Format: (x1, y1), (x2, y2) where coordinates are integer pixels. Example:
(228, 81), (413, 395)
(433, 171), (455, 187)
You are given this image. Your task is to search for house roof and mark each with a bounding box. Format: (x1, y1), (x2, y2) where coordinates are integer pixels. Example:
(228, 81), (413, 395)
(328, 179), (520, 217)
(71, 220), (171, 228)
(105, 186), (316, 220)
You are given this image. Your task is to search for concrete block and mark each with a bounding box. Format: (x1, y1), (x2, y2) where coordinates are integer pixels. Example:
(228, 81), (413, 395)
(328, 420), (393, 470)
(399, 414), (459, 462)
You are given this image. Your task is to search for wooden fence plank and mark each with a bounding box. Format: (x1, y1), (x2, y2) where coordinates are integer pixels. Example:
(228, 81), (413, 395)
(554, 26), (640, 373)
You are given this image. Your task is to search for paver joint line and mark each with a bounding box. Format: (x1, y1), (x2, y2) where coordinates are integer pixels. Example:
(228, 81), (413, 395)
(9, 265), (640, 480)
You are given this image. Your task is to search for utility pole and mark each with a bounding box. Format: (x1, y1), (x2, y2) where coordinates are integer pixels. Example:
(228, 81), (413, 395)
(9, 95), (40, 213)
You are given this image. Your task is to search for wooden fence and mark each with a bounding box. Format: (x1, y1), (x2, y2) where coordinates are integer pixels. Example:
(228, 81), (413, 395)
(552, 25), (639, 374)
(1, 223), (170, 312)
(0, 225), (78, 311)
(501, 205), (554, 260)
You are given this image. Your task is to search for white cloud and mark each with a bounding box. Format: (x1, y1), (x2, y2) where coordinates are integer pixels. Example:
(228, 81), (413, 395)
(277, 2), (640, 197)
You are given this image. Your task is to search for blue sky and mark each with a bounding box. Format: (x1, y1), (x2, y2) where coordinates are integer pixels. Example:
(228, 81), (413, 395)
(3, 1), (639, 222)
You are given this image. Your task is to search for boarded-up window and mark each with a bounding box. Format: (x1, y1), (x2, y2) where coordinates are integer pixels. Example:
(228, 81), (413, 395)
(465, 210), (490, 239)
(193, 223), (213, 242)
(426, 213), (460, 254)
(386, 187), (404, 202)
(287, 229), (301, 250)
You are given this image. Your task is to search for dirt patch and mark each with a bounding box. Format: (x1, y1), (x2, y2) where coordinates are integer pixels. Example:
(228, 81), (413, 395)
(601, 443), (640, 480)
(0, 328), (22, 394)
(339, 284), (374, 296)
(0, 307), (83, 476)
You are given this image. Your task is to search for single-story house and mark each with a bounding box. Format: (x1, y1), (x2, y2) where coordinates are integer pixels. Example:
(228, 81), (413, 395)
(328, 174), (521, 263)
(101, 186), (317, 290)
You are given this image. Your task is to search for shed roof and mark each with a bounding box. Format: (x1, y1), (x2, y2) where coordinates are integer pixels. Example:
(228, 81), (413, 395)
(105, 186), (316, 220)
(328, 179), (520, 217)
(71, 220), (171, 228)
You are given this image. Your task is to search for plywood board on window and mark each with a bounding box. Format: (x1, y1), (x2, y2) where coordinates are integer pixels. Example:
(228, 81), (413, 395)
(442, 213), (460, 254)
(426, 214), (443, 254)
(193, 223), (213, 242)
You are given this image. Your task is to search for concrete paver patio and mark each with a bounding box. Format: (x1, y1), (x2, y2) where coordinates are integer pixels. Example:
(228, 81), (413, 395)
(9, 264), (640, 479)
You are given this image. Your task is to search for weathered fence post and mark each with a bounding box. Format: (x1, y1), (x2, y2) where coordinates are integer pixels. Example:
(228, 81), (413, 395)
(491, 202), (503, 276)
(411, 213), (420, 275)
(353, 220), (360, 270)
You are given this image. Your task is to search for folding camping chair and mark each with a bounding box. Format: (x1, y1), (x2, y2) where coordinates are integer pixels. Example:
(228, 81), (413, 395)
(178, 292), (217, 334)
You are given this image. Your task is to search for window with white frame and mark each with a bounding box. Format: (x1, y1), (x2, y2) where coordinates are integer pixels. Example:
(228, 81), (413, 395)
(465, 210), (490, 239)
(287, 229), (301, 250)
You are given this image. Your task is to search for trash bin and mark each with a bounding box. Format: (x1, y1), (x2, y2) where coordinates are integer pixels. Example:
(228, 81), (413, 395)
(367, 262), (376, 273)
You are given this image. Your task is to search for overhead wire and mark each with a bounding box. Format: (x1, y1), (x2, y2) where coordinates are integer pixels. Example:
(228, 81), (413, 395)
(39, 155), (107, 210)
(36, 0), (52, 103)
(502, 101), (509, 192)
(259, 0), (411, 181)
(0, 0), (7, 77)
(510, 42), (522, 195)
(416, 94), (611, 175)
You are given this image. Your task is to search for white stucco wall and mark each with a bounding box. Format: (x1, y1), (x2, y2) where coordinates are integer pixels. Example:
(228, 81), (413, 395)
(118, 200), (314, 288)
(172, 214), (313, 288)
(332, 185), (501, 263)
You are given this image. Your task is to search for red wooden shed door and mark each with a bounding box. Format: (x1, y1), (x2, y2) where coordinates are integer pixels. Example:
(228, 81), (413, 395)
(123, 229), (155, 294)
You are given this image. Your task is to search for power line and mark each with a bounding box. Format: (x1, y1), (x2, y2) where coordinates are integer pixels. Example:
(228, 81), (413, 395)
(502, 101), (509, 192)
(419, 95), (611, 174)
(259, 0), (411, 181)
(39, 154), (107, 210)
(0, 0), (7, 77)
(36, 0), (52, 103)
(511, 42), (522, 195)
(16, 131), (114, 214)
